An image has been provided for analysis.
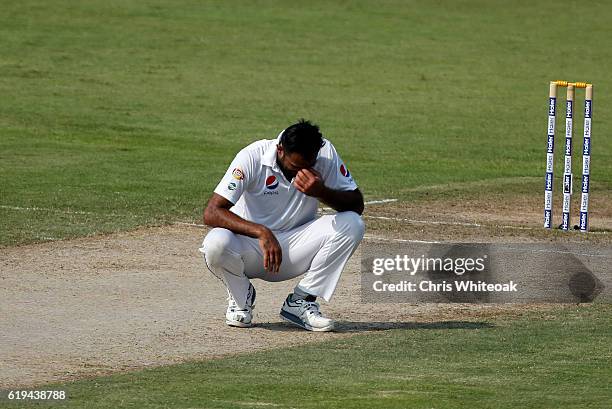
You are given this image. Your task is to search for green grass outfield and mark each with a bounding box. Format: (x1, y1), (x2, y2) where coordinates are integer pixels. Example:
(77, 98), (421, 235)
(2, 305), (611, 409)
(1, 0), (612, 245)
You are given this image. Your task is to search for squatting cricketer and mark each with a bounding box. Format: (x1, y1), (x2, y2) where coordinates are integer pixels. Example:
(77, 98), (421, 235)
(200, 120), (364, 331)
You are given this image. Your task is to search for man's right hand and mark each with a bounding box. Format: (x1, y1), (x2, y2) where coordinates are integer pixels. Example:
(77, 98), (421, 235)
(204, 193), (283, 273)
(257, 227), (282, 273)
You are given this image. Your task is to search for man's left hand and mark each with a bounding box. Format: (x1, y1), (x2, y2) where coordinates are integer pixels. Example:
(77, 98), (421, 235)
(294, 168), (325, 198)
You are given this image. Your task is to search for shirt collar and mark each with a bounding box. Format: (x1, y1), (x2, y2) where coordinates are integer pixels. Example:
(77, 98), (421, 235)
(262, 131), (284, 170)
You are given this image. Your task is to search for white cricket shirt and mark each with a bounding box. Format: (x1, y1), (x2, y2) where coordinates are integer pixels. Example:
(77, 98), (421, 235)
(214, 134), (358, 231)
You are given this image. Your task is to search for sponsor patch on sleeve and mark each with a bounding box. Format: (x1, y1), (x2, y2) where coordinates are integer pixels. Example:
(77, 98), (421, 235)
(340, 163), (351, 178)
(232, 168), (245, 180)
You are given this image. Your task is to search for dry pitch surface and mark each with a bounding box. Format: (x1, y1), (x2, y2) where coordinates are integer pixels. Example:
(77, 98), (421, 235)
(2, 195), (611, 388)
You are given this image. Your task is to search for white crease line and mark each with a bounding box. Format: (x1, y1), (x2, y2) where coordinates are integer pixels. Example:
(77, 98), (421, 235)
(498, 225), (535, 230)
(365, 215), (482, 228)
(364, 198), (398, 205)
(176, 222), (205, 227)
(37, 236), (59, 241)
(364, 234), (440, 244)
(0, 205), (148, 219)
(0, 205), (94, 215)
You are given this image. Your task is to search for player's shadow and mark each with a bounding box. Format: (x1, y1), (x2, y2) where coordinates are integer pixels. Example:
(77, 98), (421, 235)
(256, 321), (493, 332)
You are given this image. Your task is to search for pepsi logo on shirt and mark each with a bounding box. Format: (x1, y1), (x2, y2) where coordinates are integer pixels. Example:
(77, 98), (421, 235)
(266, 175), (279, 190)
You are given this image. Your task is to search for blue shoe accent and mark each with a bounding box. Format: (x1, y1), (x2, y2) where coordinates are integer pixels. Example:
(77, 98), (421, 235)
(279, 294), (334, 332)
(247, 284), (256, 308)
(280, 309), (307, 329)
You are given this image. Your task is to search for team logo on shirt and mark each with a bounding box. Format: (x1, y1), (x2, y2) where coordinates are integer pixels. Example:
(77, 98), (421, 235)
(265, 175), (279, 190)
(227, 182), (237, 191)
(340, 164), (351, 177)
(232, 168), (244, 180)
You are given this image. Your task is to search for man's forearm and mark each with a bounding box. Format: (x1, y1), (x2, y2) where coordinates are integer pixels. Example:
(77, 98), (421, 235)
(204, 206), (266, 238)
(318, 187), (364, 215)
(203, 196), (283, 273)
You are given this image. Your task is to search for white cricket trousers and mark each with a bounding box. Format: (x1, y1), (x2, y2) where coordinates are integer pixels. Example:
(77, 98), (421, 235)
(199, 211), (365, 309)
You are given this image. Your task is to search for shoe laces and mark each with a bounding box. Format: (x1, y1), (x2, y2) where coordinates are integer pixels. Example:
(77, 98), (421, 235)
(299, 300), (322, 317)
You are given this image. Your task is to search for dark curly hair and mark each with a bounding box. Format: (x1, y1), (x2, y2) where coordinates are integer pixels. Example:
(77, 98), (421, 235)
(280, 119), (325, 160)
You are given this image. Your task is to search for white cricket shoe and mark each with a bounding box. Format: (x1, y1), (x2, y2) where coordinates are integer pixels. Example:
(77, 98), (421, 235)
(226, 284), (256, 328)
(280, 294), (335, 332)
